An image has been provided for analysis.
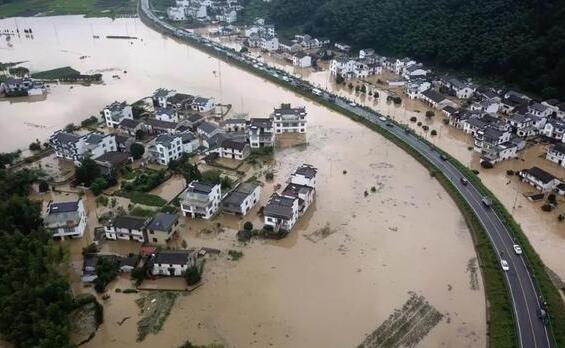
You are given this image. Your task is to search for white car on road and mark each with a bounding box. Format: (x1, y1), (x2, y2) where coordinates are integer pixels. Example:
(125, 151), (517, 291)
(501, 259), (510, 271)
(379, 116), (387, 121)
(513, 244), (523, 255)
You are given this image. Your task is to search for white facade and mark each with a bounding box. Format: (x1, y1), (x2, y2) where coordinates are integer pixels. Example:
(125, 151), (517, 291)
(271, 105), (307, 134)
(155, 108), (179, 123)
(103, 102), (133, 128)
(292, 54), (312, 68)
(221, 183), (261, 215)
(167, 7), (186, 21)
(181, 181), (222, 219)
(546, 144), (565, 167)
(248, 118), (274, 148)
(50, 131), (117, 164)
(44, 200), (87, 240)
(150, 134), (183, 165)
(263, 195), (299, 232)
(260, 36), (279, 51)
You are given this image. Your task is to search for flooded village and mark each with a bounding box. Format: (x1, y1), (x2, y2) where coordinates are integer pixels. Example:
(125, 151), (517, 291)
(0, 2), (563, 347)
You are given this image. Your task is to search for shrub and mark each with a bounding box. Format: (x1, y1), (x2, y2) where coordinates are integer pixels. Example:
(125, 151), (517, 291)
(228, 250), (243, 260)
(343, 170), (347, 174)
(80, 116), (98, 128)
(547, 194), (557, 205)
(29, 141), (41, 151)
(91, 177), (109, 196)
(480, 161), (494, 169)
(506, 170), (515, 176)
(364, 190), (369, 197)
(38, 180), (50, 192)
(430, 130), (438, 136)
(541, 204), (553, 212)
(409, 116), (417, 122)
(425, 110), (435, 118)
(185, 265), (201, 286)
(335, 74), (345, 84)
(417, 122), (422, 126)
(443, 118), (449, 125)
(370, 186), (376, 193)
(422, 125), (429, 131)
(243, 221), (253, 231)
(265, 172), (274, 181)
(96, 195), (109, 207)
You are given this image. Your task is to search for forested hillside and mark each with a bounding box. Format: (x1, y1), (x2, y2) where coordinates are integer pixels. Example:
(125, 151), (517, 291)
(259, 0), (565, 99)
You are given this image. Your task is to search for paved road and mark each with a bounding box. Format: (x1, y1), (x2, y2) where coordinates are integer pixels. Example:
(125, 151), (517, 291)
(138, 2), (552, 346)
(335, 99), (552, 348)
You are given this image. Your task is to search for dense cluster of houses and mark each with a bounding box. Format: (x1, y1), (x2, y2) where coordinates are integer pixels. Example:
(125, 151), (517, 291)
(167, 0), (240, 24)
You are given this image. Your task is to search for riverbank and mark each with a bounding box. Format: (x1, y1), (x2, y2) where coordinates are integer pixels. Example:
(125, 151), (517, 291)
(0, 0), (137, 18)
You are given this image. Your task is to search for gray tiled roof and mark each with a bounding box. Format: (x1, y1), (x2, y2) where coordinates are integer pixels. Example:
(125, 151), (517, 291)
(146, 213), (177, 231)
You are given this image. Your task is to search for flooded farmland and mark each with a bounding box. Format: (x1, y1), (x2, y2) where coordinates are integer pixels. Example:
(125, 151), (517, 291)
(2, 15), (488, 347)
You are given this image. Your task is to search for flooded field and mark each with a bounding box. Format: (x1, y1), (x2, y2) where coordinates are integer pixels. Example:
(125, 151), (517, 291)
(1, 15), (488, 347)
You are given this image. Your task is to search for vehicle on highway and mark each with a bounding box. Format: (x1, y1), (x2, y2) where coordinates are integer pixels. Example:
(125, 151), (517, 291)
(538, 308), (548, 324)
(501, 259), (510, 271)
(386, 122), (394, 127)
(481, 197), (492, 207)
(379, 116), (387, 121)
(439, 154), (448, 161)
(349, 102), (357, 107)
(312, 88), (322, 96)
(404, 128), (411, 134)
(460, 177), (469, 185)
(513, 244), (523, 254)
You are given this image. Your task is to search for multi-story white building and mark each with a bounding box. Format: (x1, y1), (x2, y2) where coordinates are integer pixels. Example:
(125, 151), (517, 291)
(181, 181), (222, 219)
(263, 194), (299, 233)
(152, 88), (177, 108)
(248, 118), (274, 148)
(44, 200), (87, 240)
(546, 143), (565, 167)
(149, 133), (183, 165)
(50, 131), (117, 164)
(104, 215), (150, 242)
(103, 101), (133, 128)
(145, 213), (179, 245)
(155, 107), (179, 123)
(221, 182), (261, 215)
(289, 164), (318, 188)
(271, 104), (307, 134)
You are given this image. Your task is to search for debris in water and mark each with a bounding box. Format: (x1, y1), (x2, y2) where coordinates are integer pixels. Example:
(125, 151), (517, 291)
(466, 258), (480, 291)
(357, 292), (443, 348)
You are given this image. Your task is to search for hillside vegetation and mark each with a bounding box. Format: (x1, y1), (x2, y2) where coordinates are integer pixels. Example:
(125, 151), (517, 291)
(0, 0), (136, 18)
(258, 0), (565, 99)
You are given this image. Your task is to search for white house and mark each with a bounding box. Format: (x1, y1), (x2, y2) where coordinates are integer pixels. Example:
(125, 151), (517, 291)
(248, 118), (274, 148)
(329, 57), (356, 77)
(271, 103), (307, 134)
(543, 119), (565, 142)
(167, 6), (186, 21)
(220, 139), (250, 160)
(197, 121), (223, 138)
(263, 194), (299, 233)
(259, 36), (279, 51)
(292, 53), (312, 68)
(443, 78), (476, 99)
(50, 131), (117, 164)
(104, 215), (149, 242)
(153, 88), (177, 108)
(103, 101), (133, 128)
(180, 131), (199, 154)
(334, 42), (351, 52)
(145, 213), (179, 245)
(44, 200), (87, 240)
(529, 102), (552, 118)
(520, 167), (562, 192)
(289, 164), (317, 188)
(546, 143), (565, 167)
(221, 182), (261, 215)
(224, 118), (247, 132)
(420, 89), (453, 109)
(150, 250), (197, 276)
(191, 97), (216, 112)
(155, 107), (179, 123)
(149, 133), (183, 165)
(181, 181), (222, 219)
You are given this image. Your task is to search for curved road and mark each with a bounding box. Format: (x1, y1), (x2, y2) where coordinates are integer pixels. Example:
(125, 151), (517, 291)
(139, 1), (552, 346)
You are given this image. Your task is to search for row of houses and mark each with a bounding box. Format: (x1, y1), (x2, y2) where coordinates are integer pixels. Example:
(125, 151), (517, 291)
(167, 0), (240, 23)
(0, 77), (47, 97)
(519, 166), (565, 196)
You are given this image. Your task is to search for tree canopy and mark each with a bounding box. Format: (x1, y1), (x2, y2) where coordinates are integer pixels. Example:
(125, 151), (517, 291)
(261, 0), (565, 98)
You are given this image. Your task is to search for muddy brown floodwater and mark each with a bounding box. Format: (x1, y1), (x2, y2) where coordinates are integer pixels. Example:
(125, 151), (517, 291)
(1, 16), (486, 347)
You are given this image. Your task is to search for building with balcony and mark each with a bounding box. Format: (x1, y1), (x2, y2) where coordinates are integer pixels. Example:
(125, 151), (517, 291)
(181, 181), (222, 219)
(271, 103), (307, 134)
(103, 101), (133, 128)
(145, 213), (179, 245)
(221, 182), (261, 215)
(248, 118), (274, 148)
(44, 200), (87, 240)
